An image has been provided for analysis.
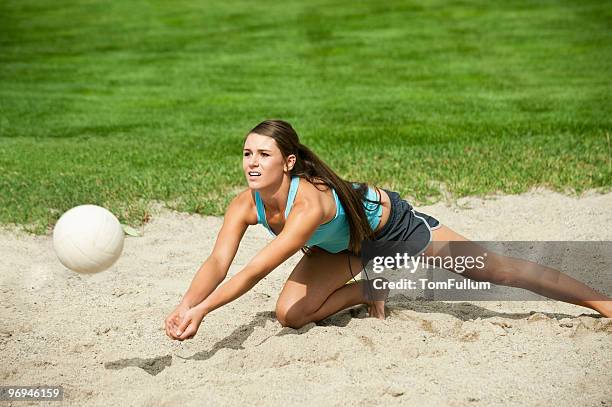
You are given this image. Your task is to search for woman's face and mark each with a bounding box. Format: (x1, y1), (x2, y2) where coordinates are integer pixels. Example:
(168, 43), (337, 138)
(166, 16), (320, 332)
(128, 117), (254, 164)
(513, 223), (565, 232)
(243, 133), (292, 189)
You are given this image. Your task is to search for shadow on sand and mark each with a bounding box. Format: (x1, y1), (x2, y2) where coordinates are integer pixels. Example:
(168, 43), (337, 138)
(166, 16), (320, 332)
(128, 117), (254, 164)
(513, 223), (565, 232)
(104, 298), (600, 375)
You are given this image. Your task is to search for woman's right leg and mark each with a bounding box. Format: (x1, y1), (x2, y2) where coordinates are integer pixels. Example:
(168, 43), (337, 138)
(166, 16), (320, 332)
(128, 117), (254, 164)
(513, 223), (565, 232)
(275, 248), (387, 329)
(424, 225), (612, 317)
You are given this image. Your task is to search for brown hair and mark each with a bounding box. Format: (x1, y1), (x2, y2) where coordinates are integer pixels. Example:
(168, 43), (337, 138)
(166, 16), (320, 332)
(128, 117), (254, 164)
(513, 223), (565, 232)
(246, 119), (381, 255)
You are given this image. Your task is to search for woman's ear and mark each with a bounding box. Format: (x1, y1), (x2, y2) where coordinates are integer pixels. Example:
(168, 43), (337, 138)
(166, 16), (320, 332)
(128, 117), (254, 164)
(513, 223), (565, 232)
(285, 154), (296, 172)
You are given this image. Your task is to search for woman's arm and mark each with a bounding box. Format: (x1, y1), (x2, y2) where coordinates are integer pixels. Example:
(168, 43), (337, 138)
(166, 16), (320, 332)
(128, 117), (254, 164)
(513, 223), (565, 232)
(180, 191), (252, 308)
(175, 200), (324, 339)
(200, 200), (323, 314)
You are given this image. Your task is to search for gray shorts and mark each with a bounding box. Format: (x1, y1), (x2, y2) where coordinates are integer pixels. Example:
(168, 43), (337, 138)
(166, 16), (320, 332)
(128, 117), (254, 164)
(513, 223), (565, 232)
(371, 189), (441, 256)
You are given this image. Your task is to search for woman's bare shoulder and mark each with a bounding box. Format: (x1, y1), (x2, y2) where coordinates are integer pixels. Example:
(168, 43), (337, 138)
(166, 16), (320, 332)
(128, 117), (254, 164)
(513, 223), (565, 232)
(229, 188), (258, 226)
(298, 177), (330, 195)
(294, 177), (334, 211)
(299, 176), (333, 192)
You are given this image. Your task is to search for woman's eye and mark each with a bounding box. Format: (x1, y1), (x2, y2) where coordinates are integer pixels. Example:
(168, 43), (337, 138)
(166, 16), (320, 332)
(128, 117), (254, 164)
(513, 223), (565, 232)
(261, 153), (269, 157)
(244, 152), (250, 157)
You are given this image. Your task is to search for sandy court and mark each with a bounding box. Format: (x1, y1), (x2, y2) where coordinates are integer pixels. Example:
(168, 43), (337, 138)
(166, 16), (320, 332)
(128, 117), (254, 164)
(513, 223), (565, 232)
(1, 188), (611, 406)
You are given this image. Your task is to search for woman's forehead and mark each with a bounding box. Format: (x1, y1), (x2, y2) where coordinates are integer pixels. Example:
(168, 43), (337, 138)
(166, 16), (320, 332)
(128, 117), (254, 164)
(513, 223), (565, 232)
(244, 133), (278, 150)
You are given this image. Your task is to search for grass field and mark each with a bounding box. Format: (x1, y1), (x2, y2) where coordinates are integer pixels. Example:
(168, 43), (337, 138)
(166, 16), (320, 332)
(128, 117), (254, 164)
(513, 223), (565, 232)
(1, 0), (611, 233)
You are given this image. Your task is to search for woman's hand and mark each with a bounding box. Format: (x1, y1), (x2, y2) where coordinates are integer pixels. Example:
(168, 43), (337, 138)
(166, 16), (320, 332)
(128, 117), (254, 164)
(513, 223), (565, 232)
(175, 306), (207, 340)
(164, 303), (191, 340)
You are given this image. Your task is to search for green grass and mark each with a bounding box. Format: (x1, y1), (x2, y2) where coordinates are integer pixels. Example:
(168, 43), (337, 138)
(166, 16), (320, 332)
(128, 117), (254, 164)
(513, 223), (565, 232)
(1, 0), (611, 233)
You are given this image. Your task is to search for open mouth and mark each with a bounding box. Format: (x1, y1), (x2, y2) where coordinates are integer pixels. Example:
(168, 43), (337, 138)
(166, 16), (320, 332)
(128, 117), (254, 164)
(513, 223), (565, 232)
(248, 171), (261, 177)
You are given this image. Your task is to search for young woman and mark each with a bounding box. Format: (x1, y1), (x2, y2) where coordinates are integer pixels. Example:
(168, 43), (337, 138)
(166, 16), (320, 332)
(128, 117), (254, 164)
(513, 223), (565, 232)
(165, 120), (612, 340)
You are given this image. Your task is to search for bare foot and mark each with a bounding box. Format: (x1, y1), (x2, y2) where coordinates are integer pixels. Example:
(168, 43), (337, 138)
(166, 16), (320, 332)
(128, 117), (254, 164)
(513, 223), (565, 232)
(366, 279), (390, 319)
(367, 299), (386, 319)
(590, 300), (612, 317)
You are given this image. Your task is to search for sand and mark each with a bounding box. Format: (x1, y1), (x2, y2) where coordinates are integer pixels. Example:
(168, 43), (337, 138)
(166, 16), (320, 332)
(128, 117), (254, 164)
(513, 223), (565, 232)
(1, 188), (611, 406)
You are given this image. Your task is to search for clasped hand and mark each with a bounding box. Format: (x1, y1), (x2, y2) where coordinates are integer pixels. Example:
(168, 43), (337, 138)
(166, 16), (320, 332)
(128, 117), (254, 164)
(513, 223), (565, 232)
(164, 303), (206, 341)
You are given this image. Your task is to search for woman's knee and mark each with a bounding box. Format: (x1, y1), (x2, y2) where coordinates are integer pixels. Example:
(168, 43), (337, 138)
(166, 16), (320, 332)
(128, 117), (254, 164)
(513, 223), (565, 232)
(275, 300), (313, 329)
(479, 254), (521, 286)
(276, 314), (304, 329)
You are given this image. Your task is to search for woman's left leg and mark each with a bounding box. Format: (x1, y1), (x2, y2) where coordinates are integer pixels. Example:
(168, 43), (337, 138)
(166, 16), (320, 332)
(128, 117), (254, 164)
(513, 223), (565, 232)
(425, 225), (612, 317)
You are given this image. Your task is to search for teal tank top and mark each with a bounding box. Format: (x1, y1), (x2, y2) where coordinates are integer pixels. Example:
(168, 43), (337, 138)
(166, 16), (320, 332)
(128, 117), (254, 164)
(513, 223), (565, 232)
(254, 176), (383, 253)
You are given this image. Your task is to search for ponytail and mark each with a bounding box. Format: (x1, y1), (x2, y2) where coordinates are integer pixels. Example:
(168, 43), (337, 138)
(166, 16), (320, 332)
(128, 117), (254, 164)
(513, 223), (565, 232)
(293, 143), (380, 255)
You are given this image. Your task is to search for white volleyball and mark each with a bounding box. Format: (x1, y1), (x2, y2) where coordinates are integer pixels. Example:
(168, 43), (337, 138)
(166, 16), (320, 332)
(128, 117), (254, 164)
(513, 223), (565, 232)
(53, 205), (125, 273)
